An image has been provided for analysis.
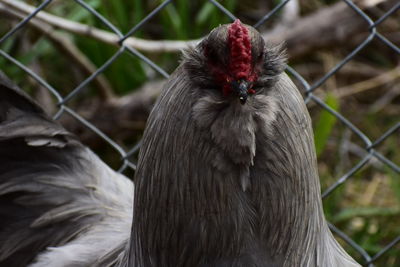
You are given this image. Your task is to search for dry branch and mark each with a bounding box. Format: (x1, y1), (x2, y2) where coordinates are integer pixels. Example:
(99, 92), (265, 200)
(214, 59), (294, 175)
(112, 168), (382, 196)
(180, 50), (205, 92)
(0, 3), (115, 100)
(0, 0), (395, 58)
(60, 80), (164, 147)
(335, 66), (400, 98)
(0, 0), (198, 53)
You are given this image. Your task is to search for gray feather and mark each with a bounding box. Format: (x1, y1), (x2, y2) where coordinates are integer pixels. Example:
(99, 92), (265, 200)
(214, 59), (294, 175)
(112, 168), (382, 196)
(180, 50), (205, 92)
(130, 22), (360, 266)
(0, 72), (133, 267)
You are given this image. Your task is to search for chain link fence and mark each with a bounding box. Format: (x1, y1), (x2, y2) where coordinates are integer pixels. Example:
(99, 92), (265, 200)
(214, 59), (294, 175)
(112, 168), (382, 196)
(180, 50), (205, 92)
(0, 0), (399, 266)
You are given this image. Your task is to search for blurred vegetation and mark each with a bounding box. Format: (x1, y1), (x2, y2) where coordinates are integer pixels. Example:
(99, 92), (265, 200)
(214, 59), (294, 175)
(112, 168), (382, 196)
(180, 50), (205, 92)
(0, 0), (399, 266)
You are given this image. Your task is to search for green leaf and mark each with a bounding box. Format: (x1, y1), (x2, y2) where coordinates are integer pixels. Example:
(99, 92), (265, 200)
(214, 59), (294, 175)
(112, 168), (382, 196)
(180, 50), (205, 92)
(332, 206), (400, 223)
(68, 0), (101, 22)
(389, 167), (400, 203)
(176, 0), (189, 38)
(196, 3), (215, 25)
(314, 93), (339, 156)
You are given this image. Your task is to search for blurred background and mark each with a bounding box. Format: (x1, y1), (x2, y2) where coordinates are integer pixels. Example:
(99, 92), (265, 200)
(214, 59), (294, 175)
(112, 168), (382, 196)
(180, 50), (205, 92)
(0, 0), (399, 266)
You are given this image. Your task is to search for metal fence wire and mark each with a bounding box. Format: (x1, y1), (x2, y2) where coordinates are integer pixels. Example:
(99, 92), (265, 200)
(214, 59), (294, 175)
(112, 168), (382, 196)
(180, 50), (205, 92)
(0, 0), (399, 266)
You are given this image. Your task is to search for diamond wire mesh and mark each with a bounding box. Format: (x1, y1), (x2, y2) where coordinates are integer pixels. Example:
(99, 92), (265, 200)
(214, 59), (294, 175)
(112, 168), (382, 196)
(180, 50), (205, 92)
(0, 0), (399, 266)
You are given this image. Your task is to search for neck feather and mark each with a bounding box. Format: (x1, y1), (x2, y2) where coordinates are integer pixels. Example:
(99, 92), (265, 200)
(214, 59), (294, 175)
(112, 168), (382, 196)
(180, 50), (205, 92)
(129, 65), (356, 266)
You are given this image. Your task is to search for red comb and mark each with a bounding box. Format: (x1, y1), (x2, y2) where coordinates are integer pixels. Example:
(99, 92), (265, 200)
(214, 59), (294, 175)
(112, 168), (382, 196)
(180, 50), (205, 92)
(228, 19), (253, 82)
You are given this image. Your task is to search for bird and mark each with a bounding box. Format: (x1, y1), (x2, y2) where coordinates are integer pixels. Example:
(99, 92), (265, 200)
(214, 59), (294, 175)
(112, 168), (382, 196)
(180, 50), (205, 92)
(0, 20), (360, 267)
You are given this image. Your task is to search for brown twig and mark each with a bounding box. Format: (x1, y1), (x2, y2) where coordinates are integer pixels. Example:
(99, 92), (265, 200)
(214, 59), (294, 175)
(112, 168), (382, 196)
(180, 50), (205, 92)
(59, 80), (164, 148)
(335, 66), (400, 98)
(0, 0), (199, 53)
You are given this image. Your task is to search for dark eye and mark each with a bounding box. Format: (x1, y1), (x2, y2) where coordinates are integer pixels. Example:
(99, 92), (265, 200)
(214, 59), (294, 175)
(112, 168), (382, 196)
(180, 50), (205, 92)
(257, 51), (264, 62)
(205, 46), (219, 64)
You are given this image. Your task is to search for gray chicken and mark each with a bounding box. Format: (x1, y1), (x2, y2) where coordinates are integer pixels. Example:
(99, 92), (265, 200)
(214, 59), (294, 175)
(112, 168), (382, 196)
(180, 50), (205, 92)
(0, 20), (360, 266)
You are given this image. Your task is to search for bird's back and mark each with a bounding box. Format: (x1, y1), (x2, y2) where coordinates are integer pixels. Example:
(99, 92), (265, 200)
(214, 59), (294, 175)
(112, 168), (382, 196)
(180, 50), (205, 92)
(0, 72), (133, 266)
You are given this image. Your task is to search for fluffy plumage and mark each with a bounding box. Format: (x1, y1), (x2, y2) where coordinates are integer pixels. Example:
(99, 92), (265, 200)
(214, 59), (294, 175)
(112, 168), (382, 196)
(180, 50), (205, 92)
(0, 21), (360, 267)
(131, 22), (360, 266)
(0, 73), (133, 266)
